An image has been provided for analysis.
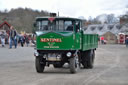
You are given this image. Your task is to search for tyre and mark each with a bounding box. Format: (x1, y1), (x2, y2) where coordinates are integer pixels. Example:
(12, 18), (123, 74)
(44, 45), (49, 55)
(82, 50), (95, 69)
(86, 50), (95, 68)
(35, 57), (45, 73)
(81, 51), (88, 68)
(69, 55), (79, 73)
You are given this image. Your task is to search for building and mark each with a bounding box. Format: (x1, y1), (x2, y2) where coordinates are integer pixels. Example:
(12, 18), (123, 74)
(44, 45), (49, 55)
(102, 31), (117, 44)
(82, 23), (127, 44)
(0, 21), (11, 34)
(120, 15), (128, 25)
(0, 21), (11, 44)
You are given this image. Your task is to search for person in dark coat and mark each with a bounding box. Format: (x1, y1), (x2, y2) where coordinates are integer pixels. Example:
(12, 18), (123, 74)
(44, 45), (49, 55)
(19, 35), (25, 47)
(9, 26), (17, 49)
(25, 35), (29, 47)
(125, 37), (128, 47)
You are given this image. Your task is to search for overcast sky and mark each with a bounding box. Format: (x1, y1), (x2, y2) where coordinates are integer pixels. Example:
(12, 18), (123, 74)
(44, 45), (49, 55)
(0, 0), (128, 19)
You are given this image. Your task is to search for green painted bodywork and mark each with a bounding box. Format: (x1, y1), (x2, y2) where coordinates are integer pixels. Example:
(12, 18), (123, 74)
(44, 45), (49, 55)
(82, 34), (98, 51)
(36, 31), (98, 51)
(36, 31), (81, 50)
(35, 17), (98, 51)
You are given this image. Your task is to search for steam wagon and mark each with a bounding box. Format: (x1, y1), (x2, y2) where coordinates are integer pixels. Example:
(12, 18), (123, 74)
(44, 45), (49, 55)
(34, 17), (98, 73)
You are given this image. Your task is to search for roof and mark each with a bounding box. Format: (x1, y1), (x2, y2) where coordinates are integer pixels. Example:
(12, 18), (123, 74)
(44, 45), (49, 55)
(36, 17), (82, 21)
(102, 31), (116, 36)
(83, 23), (124, 35)
(0, 21), (11, 28)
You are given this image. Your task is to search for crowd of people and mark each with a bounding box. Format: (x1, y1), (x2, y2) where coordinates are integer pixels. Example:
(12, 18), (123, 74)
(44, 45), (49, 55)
(0, 26), (35, 48)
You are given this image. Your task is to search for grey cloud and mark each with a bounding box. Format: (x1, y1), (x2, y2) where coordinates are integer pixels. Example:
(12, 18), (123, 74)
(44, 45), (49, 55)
(100, 0), (128, 11)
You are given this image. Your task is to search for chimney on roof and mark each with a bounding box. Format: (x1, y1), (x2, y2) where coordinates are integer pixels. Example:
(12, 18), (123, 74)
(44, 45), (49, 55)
(50, 13), (57, 17)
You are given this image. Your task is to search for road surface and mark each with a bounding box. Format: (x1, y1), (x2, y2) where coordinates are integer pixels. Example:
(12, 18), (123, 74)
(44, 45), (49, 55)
(0, 45), (128, 85)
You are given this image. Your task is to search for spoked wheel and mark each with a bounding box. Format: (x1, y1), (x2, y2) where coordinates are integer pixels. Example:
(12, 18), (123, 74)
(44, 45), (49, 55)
(35, 57), (45, 73)
(69, 54), (79, 73)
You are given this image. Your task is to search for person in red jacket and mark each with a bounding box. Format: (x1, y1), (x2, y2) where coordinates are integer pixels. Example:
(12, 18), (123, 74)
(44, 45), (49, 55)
(100, 36), (104, 44)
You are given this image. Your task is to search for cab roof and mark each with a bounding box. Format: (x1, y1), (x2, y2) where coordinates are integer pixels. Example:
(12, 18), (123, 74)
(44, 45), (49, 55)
(36, 17), (82, 21)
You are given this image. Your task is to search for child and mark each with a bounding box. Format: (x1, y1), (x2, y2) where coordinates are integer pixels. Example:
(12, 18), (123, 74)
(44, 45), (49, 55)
(0, 31), (6, 47)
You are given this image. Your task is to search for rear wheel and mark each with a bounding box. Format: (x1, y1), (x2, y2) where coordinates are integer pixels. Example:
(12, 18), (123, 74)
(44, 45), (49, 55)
(81, 51), (88, 68)
(86, 50), (95, 68)
(69, 55), (79, 73)
(35, 57), (45, 73)
(82, 50), (95, 69)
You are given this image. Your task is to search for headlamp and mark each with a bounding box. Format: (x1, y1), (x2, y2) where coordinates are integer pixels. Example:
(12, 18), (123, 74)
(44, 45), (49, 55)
(34, 50), (39, 56)
(66, 52), (72, 57)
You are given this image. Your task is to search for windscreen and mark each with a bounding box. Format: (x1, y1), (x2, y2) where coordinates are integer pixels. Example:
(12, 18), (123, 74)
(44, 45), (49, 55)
(36, 20), (74, 31)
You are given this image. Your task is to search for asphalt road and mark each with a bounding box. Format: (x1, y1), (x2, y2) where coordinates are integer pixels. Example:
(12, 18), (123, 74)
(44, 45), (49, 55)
(0, 45), (128, 85)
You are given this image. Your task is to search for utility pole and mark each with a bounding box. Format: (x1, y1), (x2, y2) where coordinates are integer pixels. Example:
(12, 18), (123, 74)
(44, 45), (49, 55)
(58, 12), (59, 17)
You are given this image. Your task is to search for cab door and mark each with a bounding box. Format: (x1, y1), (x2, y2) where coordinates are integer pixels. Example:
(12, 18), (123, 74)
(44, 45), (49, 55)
(74, 21), (82, 50)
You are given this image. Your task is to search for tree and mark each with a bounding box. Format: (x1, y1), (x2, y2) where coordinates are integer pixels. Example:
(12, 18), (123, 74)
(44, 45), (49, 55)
(0, 8), (50, 33)
(107, 14), (114, 24)
(88, 16), (93, 22)
(4, 9), (8, 13)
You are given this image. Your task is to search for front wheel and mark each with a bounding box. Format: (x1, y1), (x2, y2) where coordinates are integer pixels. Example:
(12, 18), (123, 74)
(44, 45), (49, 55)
(35, 57), (45, 73)
(69, 55), (79, 73)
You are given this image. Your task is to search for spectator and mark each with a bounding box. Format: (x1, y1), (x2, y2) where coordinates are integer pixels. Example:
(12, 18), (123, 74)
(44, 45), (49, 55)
(0, 31), (6, 47)
(100, 36), (104, 44)
(25, 35), (29, 47)
(125, 37), (128, 47)
(9, 26), (17, 49)
(19, 35), (25, 47)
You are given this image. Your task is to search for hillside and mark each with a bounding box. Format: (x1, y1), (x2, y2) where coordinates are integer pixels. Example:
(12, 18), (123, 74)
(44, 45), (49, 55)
(0, 8), (49, 33)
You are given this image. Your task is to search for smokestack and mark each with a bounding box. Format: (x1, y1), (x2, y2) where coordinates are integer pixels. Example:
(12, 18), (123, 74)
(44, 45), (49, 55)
(50, 13), (56, 17)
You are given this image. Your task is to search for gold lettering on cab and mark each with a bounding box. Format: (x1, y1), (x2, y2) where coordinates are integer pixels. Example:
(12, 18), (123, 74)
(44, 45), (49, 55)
(40, 38), (62, 42)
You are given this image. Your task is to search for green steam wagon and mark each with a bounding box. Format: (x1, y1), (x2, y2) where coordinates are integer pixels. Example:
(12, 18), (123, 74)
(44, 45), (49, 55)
(34, 17), (98, 73)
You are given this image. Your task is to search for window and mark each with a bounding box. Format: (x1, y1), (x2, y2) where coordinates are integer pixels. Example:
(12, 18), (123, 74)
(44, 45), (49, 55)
(65, 21), (73, 31)
(36, 20), (74, 31)
(37, 21), (48, 31)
